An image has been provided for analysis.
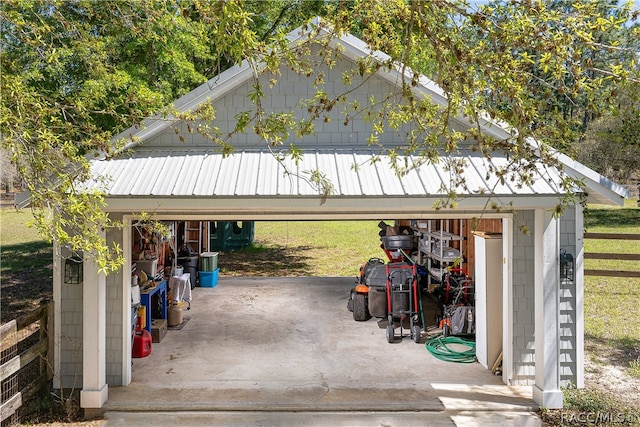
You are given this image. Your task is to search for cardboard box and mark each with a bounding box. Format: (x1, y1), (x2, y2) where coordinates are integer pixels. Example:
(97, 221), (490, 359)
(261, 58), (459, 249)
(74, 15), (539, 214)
(385, 226), (399, 236)
(151, 319), (167, 343)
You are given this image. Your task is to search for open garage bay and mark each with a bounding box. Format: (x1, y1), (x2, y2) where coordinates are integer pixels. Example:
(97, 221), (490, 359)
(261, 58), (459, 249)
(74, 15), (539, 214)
(104, 277), (539, 426)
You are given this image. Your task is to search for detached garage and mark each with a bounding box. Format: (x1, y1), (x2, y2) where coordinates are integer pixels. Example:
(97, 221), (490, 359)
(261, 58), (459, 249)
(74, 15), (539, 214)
(51, 18), (629, 410)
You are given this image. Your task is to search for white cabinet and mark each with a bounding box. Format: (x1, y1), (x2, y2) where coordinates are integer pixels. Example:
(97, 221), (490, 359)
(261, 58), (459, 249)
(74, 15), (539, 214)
(474, 232), (503, 370)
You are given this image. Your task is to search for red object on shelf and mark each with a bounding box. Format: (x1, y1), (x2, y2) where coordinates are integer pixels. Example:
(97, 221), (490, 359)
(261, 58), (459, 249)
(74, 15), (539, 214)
(132, 327), (152, 358)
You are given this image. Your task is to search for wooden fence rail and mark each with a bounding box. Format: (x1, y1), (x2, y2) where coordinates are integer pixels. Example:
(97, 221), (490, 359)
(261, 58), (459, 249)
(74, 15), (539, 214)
(0, 302), (53, 424)
(584, 232), (640, 279)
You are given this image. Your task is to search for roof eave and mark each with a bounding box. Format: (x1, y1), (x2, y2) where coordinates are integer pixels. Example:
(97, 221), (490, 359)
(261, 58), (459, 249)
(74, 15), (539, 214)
(558, 152), (629, 206)
(101, 193), (566, 215)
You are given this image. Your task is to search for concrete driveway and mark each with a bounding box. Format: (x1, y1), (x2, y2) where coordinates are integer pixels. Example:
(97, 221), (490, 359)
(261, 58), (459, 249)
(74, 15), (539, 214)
(104, 277), (540, 426)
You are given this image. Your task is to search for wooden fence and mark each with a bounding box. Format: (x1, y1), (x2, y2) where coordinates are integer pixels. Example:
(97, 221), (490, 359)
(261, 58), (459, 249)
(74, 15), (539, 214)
(584, 232), (640, 278)
(0, 302), (53, 425)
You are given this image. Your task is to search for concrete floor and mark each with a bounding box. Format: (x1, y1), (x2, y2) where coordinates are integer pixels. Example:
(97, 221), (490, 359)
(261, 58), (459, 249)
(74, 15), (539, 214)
(104, 277), (540, 426)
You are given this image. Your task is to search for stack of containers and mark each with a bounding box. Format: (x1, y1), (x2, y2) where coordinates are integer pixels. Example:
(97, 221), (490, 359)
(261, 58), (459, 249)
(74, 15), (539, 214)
(198, 252), (219, 287)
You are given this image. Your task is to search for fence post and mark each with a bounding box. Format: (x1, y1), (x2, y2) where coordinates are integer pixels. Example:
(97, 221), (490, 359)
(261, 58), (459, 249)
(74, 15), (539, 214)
(0, 320), (21, 424)
(47, 302), (54, 381)
(584, 232), (640, 278)
(39, 306), (47, 383)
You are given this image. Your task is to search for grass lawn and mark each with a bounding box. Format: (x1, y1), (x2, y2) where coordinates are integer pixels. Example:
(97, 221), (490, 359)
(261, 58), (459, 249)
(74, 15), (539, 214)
(1, 208), (53, 323)
(583, 200), (639, 344)
(219, 220), (385, 277)
(582, 200), (640, 391)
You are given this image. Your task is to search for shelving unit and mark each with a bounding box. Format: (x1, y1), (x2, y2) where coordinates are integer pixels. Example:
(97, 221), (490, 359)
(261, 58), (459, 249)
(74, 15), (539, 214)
(132, 224), (168, 281)
(413, 219), (465, 291)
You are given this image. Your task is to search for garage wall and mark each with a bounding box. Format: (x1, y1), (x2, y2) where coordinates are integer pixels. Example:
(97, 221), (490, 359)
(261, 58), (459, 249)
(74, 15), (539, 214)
(58, 247), (83, 389)
(57, 216), (126, 387)
(106, 214), (125, 385)
(509, 207), (581, 387)
(511, 210), (536, 385)
(559, 205), (580, 386)
(149, 46), (415, 149)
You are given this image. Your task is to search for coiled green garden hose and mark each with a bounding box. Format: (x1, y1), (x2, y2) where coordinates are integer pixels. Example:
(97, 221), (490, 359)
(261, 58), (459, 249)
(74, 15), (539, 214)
(424, 334), (477, 363)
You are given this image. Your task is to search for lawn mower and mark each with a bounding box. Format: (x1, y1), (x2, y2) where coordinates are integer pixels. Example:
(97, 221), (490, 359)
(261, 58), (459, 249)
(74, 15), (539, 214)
(437, 268), (475, 337)
(347, 257), (385, 321)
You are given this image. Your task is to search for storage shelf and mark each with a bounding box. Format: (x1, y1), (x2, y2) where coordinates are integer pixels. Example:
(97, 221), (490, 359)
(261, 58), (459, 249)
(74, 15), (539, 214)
(420, 230), (464, 241)
(415, 219), (465, 293)
(429, 267), (447, 280)
(424, 251), (462, 263)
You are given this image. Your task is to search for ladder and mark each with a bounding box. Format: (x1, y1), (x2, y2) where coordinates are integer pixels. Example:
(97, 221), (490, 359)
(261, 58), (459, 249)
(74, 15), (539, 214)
(183, 221), (207, 253)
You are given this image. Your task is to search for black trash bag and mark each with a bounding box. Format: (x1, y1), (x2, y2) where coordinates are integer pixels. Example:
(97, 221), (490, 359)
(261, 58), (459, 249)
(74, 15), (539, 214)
(178, 244), (197, 257)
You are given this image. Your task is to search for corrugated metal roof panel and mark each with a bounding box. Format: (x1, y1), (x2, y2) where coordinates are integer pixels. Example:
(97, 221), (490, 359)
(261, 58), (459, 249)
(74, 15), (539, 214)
(131, 156), (166, 195)
(89, 148), (568, 199)
(110, 157), (147, 195)
(234, 151), (259, 196)
(295, 151), (320, 196)
(256, 151), (279, 196)
(376, 157), (406, 195)
(352, 152), (383, 196)
(410, 157), (443, 194)
(214, 151), (242, 195)
(193, 153), (223, 196)
(280, 153), (299, 196)
(464, 152), (509, 195)
(333, 152), (362, 195)
(314, 151), (340, 195)
(176, 152), (205, 196)
(150, 153), (184, 195)
(397, 158), (427, 195)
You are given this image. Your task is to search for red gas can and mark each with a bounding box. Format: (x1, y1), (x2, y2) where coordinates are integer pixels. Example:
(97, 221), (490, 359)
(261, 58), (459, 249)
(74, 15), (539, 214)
(132, 328), (152, 358)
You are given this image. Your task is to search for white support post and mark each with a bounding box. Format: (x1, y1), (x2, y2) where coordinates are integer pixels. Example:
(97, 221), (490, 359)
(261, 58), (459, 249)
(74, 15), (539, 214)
(52, 243), (62, 389)
(122, 219), (133, 386)
(575, 203), (585, 388)
(502, 216), (514, 385)
(80, 253), (108, 408)
(533, 209), (563, 408)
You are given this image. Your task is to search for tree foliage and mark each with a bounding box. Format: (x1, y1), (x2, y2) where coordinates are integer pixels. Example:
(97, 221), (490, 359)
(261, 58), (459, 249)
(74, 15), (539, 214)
(576, 65), (640, 182)
(1, 0), (638, 273)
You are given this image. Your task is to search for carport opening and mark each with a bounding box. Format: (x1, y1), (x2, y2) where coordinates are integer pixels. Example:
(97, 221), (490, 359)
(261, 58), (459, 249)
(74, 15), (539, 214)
(129, 218), (507, 398)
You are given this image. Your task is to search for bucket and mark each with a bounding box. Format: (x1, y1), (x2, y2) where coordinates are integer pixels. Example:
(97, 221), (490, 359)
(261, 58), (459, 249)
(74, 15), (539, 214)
(168, 303), (183, 327)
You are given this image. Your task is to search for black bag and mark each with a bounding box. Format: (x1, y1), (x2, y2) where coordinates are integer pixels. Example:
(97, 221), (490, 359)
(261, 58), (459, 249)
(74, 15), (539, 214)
(359, 258), (385, 284)
(450, 306), (475, 336)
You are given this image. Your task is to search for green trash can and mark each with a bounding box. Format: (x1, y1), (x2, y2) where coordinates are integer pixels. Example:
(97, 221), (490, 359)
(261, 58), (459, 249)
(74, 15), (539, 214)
(199, 252), (219, 272)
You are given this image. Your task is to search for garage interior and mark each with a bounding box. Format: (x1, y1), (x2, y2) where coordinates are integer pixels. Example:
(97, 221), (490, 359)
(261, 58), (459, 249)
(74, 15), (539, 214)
(122, 216), (519, 416)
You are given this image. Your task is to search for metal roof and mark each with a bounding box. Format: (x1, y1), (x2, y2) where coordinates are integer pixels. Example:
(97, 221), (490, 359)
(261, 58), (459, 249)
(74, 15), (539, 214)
(98, 17), (628, 209)
(88, 148), (564, 199)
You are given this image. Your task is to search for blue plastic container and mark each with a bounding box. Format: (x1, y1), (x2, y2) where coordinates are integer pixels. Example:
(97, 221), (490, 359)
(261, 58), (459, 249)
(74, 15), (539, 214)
(199, 268), (219, 288)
